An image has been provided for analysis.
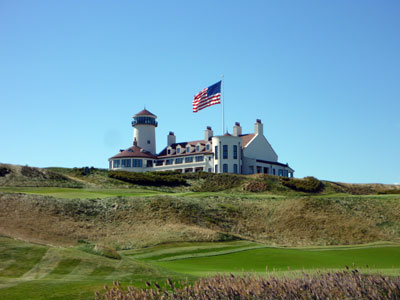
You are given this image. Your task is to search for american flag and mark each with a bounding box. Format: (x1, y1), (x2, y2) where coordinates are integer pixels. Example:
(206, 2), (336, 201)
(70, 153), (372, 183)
(193, 81), (221, 113)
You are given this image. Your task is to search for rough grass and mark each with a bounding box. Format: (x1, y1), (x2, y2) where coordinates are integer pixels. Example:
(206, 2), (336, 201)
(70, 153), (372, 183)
(1, 190), (400, 248)
(97, 271), (400, 300)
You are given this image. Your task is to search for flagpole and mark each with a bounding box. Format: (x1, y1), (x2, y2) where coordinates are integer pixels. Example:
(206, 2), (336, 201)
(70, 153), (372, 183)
(222, 74), (224, 134)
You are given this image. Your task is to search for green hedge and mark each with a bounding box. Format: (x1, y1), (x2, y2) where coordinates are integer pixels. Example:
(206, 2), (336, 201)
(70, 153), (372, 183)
(109, 171), (187, 187)
(280, 176), (323, 193)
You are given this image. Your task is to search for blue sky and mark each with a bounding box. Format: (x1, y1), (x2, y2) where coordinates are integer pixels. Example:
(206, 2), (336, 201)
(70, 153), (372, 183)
(0, 0), (399, 184)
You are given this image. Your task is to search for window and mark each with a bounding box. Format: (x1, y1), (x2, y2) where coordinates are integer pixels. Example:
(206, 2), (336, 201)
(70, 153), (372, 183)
(133, 116), (157, 126)
(155, 160), (164, 166)
(175, 158), (183, 164)
(147, 160), (153, 167)
(233, 164), (238, 174)
(177, 148), (181, 154)
(186, 146), (190, 153)
(223, 145), (228, 159)
(206, 144), (210, 151)
(166, 159), (173, 165)
(185, 156), (193, 163)
(122, 159), (131, 168)
(215, 164), (218, 173)
(233, 145), (238, 159)
(195, 156), (204, 162)
(257, 166), (262, 173)
(284, 170), (288, 177)
(273, 168), (276, 175)
(147, 140), (151, 144)
(208, 168), (212, 172)
(264, 167), (269, 174)
(223, 164), (228, 173)
(215, 146), (218, 159)
(167, 149), (171, 155)
(133, 159), (143, 167)
(278, 169), (283, 176)
(196, 145), (200, 152)
(113, 160), (120, 168)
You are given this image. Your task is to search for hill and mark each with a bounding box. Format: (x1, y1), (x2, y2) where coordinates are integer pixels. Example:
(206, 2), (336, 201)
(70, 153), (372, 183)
(1, 163), (400, 249)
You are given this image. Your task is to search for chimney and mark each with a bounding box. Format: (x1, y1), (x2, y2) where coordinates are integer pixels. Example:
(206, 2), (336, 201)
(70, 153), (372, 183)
(254, 119), (263, 135)
(204, 126), (213, 141)
(167, 131), (176, 146)
(233, 122), (242, 136)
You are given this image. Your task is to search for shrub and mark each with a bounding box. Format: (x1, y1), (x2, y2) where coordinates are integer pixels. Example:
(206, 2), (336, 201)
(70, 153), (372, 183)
(191, 173), (244, 192)
(280, 176), (323, 193)
(243, 180), (269, 192)
(109, 171), (187, 187)
(0, 167), (11, 177)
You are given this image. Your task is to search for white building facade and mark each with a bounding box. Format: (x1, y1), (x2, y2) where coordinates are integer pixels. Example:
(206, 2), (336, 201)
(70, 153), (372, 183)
(109, 109), (294, 177)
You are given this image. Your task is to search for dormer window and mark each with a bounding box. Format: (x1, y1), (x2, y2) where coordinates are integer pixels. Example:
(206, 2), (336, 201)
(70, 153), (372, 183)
(196, 145), (200, 152)
(206, 144), (210, 151)
(177, 148), (181, 154)
(186, 146), (190, 153)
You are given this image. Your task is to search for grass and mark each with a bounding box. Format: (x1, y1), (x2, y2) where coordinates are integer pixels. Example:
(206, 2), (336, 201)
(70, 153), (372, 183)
(1, 238), (400, 299)
(0, 187), (165, 199)
(0, 236), (182, 300)
(130, 241), (400, 276)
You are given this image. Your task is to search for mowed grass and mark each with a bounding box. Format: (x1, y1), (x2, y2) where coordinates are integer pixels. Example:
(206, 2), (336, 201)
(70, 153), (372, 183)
(0, 187), (165, 199)
(1, 237), (400, 299)
(152, 243), (400, 276)
(0, 237), (181, 300)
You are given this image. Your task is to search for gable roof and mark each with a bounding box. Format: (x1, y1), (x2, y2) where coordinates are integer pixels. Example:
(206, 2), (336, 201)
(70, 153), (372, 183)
(109, 145), (156, 160)
(240, 134), (255, 147)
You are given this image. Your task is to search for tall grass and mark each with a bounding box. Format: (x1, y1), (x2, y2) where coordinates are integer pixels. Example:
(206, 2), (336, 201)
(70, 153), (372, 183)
(96, 270), (400, 300)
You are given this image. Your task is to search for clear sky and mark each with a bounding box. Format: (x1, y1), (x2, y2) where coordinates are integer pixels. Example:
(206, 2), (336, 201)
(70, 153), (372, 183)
(1, 0), (399, 184)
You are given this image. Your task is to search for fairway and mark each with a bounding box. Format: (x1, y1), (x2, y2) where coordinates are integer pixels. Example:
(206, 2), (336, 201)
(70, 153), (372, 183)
(136, 243), (400, 276)
(0, 187), (165, 199)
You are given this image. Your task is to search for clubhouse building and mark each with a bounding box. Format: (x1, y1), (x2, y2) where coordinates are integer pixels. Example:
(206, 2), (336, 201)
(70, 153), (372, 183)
(108, 109), (294, 177)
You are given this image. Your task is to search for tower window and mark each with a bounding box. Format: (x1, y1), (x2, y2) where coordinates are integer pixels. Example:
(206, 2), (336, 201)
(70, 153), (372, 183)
(233, 145), (238, 159)
(147, 140), (151, 144)
(215, 146), (218, 159)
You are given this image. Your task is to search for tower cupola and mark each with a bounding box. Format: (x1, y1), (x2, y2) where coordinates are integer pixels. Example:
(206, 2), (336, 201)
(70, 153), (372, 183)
(132, 109), (158, 155)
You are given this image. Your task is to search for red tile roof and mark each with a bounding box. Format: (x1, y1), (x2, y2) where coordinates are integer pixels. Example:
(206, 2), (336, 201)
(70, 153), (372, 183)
(109, 145), (156, 160)
(240, 134), (255, 147)
(134, 109), (157, 118)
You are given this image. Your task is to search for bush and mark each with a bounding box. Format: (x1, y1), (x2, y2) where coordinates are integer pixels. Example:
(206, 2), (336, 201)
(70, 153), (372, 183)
(109, 171), (187, 187)
(280, 176), (323, 193)
(0, 167), (11, 177)
(72, 166), (97, 176)
(192, 173), (244, 192)
(243, 180), (269, 192)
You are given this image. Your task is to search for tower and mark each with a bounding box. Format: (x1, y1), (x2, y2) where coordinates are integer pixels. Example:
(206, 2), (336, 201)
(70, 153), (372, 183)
(132, 109), (157, 155)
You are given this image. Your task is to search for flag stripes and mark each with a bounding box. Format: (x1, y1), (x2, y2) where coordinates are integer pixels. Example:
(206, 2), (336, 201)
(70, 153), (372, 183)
(192, 81), (221, 113)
